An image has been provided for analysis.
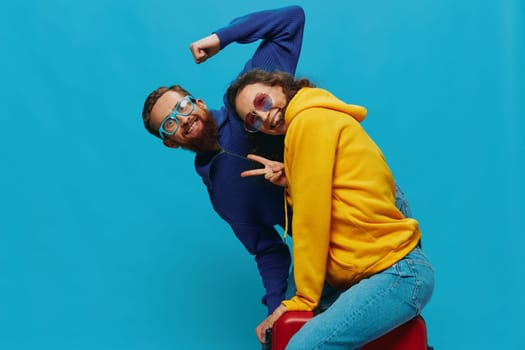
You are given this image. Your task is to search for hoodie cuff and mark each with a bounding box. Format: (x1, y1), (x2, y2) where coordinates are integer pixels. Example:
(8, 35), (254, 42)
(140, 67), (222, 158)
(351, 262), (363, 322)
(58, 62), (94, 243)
(266, 295), (285, 315)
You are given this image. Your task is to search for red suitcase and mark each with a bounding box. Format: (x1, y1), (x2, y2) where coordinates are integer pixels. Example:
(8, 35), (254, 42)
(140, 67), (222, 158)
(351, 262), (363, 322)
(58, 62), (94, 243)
(263, 311), (433, 350)
(266, 311), (314, 350)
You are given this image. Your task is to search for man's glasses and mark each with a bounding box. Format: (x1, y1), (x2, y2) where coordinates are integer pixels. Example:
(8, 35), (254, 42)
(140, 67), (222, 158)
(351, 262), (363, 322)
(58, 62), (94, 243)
(158, 95), (196, 139)
(244, 93), (273, 133)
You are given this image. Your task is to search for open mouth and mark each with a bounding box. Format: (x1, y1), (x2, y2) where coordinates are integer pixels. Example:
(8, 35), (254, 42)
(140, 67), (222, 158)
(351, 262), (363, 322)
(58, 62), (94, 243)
(183, 117), (200, 137)
(270, 110), (284, 129)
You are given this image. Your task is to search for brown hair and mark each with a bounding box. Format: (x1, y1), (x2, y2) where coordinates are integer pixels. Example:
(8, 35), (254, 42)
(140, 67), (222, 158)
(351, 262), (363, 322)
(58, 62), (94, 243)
(142, 85), (192, 138)
(226, 69), (315, 111)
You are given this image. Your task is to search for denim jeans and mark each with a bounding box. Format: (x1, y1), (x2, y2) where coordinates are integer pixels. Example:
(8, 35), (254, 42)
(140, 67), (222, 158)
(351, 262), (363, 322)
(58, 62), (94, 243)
(394, 183), (412, 218)
(285, 247), (435, 350)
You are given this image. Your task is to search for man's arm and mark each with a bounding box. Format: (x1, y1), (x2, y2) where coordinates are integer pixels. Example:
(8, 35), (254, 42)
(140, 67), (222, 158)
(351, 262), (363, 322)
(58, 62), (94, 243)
(218, 5), (305, 75)
(229, 222), (291, 314)
(190, 6), (305, 76)
(190, 7), (305, 315)
(216, 7), (303, 315)
(217, 7), (304, 314)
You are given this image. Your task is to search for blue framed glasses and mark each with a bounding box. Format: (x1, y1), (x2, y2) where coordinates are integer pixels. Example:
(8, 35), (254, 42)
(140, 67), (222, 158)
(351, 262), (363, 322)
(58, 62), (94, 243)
(158, 95), (197, 139)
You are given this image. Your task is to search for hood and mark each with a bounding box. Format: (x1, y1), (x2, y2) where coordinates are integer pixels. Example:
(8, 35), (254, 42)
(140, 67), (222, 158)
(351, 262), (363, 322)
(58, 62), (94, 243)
(285, 87), (367, 126)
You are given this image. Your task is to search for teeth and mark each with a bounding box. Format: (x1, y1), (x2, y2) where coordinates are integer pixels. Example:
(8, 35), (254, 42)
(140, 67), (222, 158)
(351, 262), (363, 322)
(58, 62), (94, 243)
(185, 119), (197, 135)
(271, 113), (282, 127)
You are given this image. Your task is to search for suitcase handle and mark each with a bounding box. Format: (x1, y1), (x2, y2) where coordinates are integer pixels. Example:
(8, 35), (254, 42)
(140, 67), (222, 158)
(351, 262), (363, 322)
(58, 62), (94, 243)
(262, 328), (272, 350)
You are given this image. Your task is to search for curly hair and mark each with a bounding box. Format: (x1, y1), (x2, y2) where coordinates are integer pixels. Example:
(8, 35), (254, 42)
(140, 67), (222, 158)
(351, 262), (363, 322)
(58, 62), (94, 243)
(226, 69), (315, 110)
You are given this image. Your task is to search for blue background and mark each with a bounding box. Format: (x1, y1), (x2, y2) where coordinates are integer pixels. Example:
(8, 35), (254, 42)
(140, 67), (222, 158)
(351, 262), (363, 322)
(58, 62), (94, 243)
(2, 0), (524, 349)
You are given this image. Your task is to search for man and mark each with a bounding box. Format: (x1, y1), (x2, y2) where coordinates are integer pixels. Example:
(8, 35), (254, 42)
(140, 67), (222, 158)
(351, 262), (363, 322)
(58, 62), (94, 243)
(141, 6), (413, 316)
(142, 6), (305, 314)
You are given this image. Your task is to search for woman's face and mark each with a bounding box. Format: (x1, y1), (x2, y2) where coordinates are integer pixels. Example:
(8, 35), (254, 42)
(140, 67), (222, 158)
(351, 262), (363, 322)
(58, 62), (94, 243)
(234, 83), (288, 135)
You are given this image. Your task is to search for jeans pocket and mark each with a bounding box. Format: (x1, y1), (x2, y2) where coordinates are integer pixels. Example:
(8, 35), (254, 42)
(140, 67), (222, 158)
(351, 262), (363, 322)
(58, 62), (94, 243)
(403, 256), (435, 313)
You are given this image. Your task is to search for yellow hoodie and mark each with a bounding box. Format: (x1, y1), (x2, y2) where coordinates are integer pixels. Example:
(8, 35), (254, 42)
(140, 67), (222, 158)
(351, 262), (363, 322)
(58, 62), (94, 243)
(281, 88), (421, 312)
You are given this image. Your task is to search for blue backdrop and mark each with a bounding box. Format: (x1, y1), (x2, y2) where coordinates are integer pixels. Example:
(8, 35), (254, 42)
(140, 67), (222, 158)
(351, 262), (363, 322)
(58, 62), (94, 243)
(2, 1), (524, 349)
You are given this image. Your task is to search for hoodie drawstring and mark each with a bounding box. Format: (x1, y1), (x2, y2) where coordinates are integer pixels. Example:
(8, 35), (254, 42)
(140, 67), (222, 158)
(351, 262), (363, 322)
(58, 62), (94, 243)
(283, 189), (289, 239)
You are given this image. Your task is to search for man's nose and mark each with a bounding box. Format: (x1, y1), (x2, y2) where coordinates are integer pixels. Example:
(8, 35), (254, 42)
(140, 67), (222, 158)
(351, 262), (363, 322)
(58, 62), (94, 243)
(178, 114), (191, 124)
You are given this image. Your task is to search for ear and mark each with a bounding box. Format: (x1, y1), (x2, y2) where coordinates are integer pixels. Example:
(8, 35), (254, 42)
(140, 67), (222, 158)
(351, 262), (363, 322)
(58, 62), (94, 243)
(163, 138), (180, 149)
(195, 98), (207, 109)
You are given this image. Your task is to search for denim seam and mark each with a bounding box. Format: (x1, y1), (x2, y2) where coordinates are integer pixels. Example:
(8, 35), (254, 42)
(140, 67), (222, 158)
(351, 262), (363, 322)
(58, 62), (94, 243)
(406, 259), (423, 314)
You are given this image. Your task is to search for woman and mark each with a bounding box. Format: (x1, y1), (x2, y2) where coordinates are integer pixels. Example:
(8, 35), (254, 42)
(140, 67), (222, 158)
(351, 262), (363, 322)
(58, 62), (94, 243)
(227, 69), (435, 350)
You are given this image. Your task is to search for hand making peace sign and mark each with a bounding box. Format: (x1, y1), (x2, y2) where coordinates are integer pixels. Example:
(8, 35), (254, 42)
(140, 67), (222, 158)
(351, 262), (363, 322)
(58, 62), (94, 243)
(241, 154), (288, 188)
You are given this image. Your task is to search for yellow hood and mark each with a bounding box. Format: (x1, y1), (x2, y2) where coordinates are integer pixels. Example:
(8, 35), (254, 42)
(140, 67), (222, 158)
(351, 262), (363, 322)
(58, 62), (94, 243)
(285, 87), (367, 126)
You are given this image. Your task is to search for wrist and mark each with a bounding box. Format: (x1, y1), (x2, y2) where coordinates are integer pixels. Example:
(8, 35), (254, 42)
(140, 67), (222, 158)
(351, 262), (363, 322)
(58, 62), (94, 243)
(274, 304), (288, 317)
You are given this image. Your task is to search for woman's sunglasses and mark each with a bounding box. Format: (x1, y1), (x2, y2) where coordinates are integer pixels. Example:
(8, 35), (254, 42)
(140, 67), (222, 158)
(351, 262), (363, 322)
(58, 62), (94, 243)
(244, 93), (273, 133)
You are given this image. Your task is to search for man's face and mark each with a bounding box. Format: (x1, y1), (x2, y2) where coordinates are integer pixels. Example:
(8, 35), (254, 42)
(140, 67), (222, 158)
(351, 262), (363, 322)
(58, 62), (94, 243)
(150, 90), (219, 153)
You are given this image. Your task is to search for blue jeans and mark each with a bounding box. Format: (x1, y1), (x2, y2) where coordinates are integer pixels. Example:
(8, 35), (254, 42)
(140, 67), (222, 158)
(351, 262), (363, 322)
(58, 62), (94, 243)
(285, 247), (434, 350)
(394, 183), (412, 218)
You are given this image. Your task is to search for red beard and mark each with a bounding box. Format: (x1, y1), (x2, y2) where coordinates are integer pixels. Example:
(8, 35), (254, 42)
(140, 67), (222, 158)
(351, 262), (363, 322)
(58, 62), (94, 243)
(180, 110), (220, 153)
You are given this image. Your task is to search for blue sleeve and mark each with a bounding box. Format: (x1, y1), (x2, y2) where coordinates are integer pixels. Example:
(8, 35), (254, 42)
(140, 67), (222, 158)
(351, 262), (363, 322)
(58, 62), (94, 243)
(208, 6), (303, 314)
(229, 222), (291, 314)
(215, 5), (305, 76)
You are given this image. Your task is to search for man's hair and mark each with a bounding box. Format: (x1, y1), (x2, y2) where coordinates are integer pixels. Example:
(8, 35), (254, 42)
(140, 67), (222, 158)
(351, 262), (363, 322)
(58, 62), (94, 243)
(142, 85), (192, 138)
(226, 69), (315, 162)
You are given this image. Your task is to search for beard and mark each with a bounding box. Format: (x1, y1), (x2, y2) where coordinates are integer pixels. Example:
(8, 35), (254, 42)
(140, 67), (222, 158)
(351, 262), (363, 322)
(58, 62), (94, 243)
(180, 110), (220, 153)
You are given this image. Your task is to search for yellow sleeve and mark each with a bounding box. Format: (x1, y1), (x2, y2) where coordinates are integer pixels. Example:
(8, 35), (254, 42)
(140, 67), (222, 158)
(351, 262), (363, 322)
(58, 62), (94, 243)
(281, 109), (341, 311)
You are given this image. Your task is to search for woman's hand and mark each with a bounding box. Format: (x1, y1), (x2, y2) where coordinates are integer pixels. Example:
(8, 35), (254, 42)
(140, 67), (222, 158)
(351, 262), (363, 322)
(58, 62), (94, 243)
(189, 33), (221, 64)
(241, 154), (288, 187)
(255, 304), (288, 344)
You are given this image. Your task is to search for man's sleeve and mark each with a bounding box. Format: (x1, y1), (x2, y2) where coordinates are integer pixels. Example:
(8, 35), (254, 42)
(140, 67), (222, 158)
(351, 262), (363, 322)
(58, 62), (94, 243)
(215, 5), (305, 75)
(229, 222), (291, 314)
